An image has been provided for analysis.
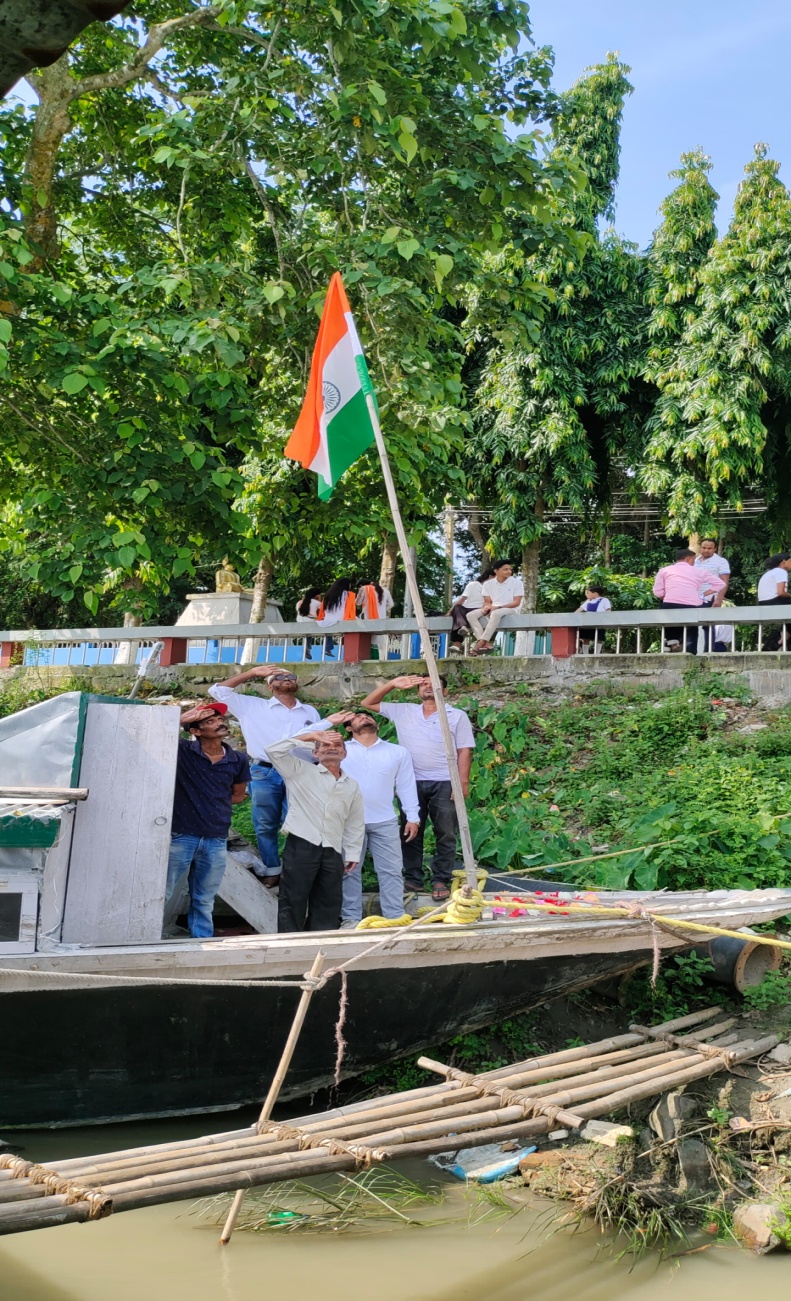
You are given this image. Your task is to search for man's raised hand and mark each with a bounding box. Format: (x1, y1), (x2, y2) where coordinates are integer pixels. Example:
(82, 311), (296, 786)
(389, 674), (426, 690)
(179, 705), (216, 726)
(301, 729), (344, 745)
(326, 711), (356, 725)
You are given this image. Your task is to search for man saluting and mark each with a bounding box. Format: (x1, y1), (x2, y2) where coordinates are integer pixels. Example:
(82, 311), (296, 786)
(165, 703), (250, 938)
(265, 723), (365, 933)
(359, 674), (474, 902)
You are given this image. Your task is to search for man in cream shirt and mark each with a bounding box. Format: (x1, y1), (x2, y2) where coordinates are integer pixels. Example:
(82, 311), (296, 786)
(265, 723), (364, 933)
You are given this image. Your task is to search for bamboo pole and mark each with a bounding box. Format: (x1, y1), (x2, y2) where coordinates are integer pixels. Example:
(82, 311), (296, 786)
(219, 950), (325, 1245)
(366, 392), (477, 889)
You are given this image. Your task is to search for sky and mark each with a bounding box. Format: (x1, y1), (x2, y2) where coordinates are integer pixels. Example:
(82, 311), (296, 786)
(527, 0), (791, 248)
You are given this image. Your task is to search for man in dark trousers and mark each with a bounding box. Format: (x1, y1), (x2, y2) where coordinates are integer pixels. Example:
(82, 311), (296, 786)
(165, 703), (250, 938)
(359, 673), (475, 902)
(265, 726), (364, 932)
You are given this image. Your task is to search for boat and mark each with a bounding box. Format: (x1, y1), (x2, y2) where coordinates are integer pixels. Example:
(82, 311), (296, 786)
(1, 691), (790, 1129)
(2, 885), (791, 1128)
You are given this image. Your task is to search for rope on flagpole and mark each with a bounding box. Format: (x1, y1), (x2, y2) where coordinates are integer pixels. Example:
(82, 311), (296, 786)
(364, 392), (478, 892)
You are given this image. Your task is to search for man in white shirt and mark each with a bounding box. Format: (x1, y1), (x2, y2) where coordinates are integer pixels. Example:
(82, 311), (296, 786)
(473, 560), (524, 653)
(332, 712), (420, 927)
(694, 539), (731, 651)
(208, 666), (320, 886)
(360, 674), (475, 901)
(265, 728), (365, 932)
(694, 540), (730, 605)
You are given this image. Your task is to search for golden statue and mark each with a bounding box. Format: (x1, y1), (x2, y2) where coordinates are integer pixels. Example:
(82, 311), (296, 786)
(215, 558), (243, 593)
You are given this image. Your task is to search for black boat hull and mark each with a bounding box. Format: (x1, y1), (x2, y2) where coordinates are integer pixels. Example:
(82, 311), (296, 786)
(1, 947), (652, 1128)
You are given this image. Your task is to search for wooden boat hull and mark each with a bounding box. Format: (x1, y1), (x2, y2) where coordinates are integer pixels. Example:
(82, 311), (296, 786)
(2, 886), (790, 1128)
(1, 946), (654, 1128)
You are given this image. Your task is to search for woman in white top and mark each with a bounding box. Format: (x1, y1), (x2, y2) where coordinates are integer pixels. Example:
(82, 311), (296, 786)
(449, 568), (494, 650)
(295, 587), (322, 621)
(317, 577), (357, 626)
(757, 554), (791, 603)
(757, 553), (791, 651)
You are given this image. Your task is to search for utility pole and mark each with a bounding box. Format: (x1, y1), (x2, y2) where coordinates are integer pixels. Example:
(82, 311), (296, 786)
(443, 506), (455, 609)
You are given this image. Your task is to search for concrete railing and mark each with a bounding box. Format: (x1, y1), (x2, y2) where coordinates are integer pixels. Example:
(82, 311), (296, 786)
(2, 605), (791, 668)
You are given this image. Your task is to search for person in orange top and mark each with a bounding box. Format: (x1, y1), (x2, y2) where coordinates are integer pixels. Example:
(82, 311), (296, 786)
(357, 579), (394, 661)
(317, 577), (358, 626)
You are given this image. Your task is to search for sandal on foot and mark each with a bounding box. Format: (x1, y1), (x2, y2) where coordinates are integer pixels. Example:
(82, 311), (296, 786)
(431, 883), (451, 902)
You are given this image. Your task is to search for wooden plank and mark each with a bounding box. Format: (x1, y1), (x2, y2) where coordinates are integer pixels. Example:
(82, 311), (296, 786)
(218, 853), (278, 934)
(62, 703), (180, 945)
(37, 804), (76, 948)
(0, 787), (88, 800)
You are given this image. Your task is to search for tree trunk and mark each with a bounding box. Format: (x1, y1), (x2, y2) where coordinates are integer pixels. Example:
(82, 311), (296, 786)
(603, 532), (611, 567)
(379, 537), (398, 593)
(115, 610), (143, 666)
(24, 58), (74, 265)
(515, 494), (544, 657)
(249, 554), (274, 623)
(241, 554), (274, 664)
(467, 514), (490, 557)
(521, 539), (540, 613)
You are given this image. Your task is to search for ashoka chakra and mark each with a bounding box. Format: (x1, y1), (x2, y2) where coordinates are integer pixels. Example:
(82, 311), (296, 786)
(322, 381), (342, 413)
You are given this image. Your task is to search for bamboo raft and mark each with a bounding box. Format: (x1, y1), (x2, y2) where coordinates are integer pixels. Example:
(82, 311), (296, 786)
(0, 1005), (777, 1237)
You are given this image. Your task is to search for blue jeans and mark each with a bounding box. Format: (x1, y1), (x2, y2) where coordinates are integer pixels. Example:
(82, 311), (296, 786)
(250, 763), (287, 876)
(166, 834), (227, 938)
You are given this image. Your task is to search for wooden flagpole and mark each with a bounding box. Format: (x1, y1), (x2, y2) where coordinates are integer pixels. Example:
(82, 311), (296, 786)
(365, 393), (478, 890)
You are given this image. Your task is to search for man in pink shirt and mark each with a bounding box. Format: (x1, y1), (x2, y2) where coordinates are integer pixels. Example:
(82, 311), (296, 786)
(653, 549), (726, 654)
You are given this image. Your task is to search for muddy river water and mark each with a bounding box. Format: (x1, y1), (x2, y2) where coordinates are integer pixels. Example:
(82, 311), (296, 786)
(2, 1115), (788, 1301)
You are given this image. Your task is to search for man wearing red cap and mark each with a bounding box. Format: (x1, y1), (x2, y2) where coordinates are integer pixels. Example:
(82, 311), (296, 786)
(165, 703), (251, 938)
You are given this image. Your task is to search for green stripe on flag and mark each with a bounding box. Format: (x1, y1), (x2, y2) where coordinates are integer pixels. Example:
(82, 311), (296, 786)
(317, 386), (375, 501)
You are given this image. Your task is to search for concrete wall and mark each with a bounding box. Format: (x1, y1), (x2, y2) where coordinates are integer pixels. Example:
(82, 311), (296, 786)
(3, 653), (791, 706)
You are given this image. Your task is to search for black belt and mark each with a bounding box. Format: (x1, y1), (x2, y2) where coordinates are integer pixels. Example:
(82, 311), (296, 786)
(253, 759), (273, 767)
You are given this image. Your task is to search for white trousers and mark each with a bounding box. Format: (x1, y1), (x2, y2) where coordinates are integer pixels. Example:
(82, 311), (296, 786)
(466, 606), (509, 643)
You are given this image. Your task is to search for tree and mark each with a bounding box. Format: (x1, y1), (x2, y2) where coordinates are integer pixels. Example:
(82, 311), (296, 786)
(0, 0), (580, 620)
(465, 55), (645, 608)
(641, 145), (791, 536)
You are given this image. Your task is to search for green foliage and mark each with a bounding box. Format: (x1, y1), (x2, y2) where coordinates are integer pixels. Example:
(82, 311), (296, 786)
(459, 683), (791, 896)
(621, 954), (730, 1025)
(742, 966), (791, 1011)
(642, 145), (791, 535)
(0, 0), (580, 615)
(537, 565), (654, 612)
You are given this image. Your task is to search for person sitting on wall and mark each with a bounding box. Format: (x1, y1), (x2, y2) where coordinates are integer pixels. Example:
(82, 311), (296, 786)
(575, 584), (612, 655)
(165, 703), (250, 939)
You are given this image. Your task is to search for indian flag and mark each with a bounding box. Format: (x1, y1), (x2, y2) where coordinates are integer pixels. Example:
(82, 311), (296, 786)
(285, 272), (377, 500)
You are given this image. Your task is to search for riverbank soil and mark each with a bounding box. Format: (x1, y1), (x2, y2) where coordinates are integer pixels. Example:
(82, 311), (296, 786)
(516, 1007), (791, 1255)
